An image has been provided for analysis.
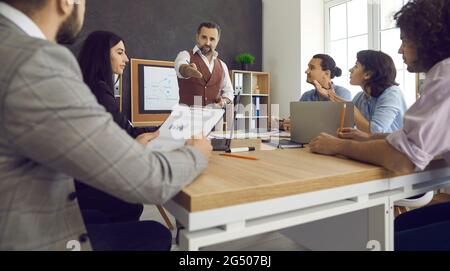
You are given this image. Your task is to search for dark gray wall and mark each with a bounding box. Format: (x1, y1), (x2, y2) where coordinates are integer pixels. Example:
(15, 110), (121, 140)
(69, 0), (262, 119)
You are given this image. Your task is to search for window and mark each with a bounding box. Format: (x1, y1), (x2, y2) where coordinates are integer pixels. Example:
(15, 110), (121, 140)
(379, 0), (416, 107)
(328, 0), (368, 98)
(325, 0), (416, 107)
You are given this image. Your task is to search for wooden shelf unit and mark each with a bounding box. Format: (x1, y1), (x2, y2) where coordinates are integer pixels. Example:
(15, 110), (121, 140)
(231, 70), (271, 131)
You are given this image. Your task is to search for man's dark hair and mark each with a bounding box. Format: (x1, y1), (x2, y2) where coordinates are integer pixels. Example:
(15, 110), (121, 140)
(356, 50), (399, 98)
(197, 22), (221, 37)
(1, 0), (49, 15)
(313, 54), (342, 79)
(78, 31), (124, 91)
(394, 0), (450, 71)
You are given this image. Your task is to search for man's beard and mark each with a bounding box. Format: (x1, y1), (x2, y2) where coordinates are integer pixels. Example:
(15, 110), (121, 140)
(406, 64), (417, 73)
(406, 60), (424, 73)
(56, 7), (81, 45)
(200, 45), (213, 56)
(406, 60), (421, 73)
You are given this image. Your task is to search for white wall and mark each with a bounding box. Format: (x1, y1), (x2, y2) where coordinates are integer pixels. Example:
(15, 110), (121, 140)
(300, 0), (325, 93)
(263, 0), (324, 118)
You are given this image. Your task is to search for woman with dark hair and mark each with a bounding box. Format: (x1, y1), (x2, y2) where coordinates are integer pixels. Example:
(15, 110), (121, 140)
(75, 31), (172, 250)
(300, 54), (351, 101)
(349, 50), (406, 133)
(78, 31), (158, 140)
(75, 31), (170, 251)
(316, 50), (406, 139)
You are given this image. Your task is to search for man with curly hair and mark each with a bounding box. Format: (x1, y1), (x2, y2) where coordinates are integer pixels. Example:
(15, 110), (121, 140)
(309, 0), (450, 250)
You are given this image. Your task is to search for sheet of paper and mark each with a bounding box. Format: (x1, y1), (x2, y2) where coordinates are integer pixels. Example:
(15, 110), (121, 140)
(146, 105), (224, 152)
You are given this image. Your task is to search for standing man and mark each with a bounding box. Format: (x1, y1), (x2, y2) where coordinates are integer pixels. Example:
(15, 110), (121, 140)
(175, 22), (234, 108)
(309, 0), (450, 250)
(0, 0), (211, 251)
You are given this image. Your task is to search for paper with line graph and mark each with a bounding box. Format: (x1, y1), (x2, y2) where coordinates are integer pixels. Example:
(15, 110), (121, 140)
(146, 105), (224, 152)
(143, 66), (179, 111)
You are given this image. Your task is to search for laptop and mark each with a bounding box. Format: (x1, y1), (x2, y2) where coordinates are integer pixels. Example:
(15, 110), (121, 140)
(290, 101), (354, 145)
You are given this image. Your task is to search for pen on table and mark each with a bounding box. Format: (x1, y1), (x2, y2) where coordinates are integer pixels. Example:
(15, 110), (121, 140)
(226, 147), (256, 153)
(339, 103), (347, 132)
(220, 153), (258, 161)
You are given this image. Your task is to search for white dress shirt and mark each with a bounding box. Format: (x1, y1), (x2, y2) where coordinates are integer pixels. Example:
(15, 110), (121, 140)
(174, 45), (234, 102)
(0, 2), (46, 40)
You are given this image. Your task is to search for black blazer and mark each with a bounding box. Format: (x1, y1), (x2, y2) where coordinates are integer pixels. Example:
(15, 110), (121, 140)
(74, 81), (157, 196)
(91, 81), (156, 138)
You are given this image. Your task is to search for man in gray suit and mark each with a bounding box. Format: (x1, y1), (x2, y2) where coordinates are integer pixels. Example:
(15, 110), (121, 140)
(0, 0), (212, 250)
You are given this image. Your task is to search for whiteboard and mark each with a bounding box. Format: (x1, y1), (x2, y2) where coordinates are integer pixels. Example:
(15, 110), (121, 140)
(143, 66), (180, 111)
(130, 59), (177, 126)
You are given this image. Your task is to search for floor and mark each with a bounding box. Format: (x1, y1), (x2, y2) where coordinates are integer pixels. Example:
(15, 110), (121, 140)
(141, 193), (450, 251)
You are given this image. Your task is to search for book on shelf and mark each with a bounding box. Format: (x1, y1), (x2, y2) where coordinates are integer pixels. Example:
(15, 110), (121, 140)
(254, 97), (261, 117)
(234, 72), (243, 94)
(250, 119), (256, 129)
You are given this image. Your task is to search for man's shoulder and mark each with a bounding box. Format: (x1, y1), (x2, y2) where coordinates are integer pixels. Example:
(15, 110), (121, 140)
(0, 31), (79, 97)
(429, 57), (450, 78)
(300, 89), (317, 101)
(218, 58), (229, 67)
(27, 40), (77, 66)
(1, 27), (70, 57)
(333, 85), (352, 99)
(334, 84), (350, 93)
(0, 30), (77, 73)
(177, 49), (192, 56)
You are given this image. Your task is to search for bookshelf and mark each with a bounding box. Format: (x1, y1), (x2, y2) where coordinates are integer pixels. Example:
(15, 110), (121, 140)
(231, 70), (271, 131)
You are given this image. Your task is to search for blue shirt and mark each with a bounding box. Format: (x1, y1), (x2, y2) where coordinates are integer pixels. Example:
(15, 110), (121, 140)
(352, 85), (407, 133)
(300, 84), (352, 102)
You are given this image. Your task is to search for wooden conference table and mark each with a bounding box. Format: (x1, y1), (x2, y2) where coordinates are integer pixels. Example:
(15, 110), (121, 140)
(164, 146), (450, 251)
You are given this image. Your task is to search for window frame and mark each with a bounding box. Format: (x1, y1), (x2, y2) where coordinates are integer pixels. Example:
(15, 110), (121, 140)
(324, 0), (418, 105)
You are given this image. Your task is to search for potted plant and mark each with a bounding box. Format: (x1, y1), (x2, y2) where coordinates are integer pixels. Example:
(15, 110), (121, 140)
(235, 53), (255, 71)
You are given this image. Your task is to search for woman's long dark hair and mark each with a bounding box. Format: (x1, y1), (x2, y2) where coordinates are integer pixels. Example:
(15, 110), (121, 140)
(356, 50), (398, 98)
(78, 31), (123, 91)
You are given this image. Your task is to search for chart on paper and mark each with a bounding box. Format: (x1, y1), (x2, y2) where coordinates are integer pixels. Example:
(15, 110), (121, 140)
(146, 105), (225, 152)
(143, 66), (180, 111)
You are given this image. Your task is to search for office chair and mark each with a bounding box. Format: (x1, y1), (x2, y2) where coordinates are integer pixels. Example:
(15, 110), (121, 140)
(394, 191), (434, 215)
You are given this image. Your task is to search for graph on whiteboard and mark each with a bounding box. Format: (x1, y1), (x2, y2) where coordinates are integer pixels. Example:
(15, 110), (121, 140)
(143, 66), (180, 111)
